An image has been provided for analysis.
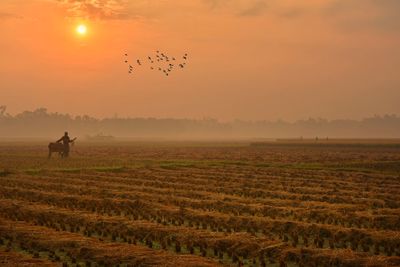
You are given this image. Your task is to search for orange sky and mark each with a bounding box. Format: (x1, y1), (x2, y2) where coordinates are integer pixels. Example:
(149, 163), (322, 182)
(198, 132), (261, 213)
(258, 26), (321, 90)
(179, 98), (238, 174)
(1, 0), (399, 121)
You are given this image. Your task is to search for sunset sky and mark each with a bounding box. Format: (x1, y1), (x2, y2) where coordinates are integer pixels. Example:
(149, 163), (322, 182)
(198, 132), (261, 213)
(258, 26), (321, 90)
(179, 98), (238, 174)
(1, 0), (399, 121)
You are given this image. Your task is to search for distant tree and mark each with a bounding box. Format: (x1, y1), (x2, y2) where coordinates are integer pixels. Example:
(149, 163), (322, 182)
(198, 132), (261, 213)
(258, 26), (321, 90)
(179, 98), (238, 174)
(0, 105), (9, 117)
(0, 107), (400, 138)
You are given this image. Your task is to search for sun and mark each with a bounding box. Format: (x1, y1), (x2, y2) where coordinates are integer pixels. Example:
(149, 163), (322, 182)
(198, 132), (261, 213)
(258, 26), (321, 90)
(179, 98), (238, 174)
(76, 24), (87, 36)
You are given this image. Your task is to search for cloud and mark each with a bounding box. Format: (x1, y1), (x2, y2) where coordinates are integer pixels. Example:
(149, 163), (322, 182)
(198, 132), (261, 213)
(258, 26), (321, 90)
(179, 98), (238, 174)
(326, 0), (400, 31)
(0, 12), (22, 20)
(203, 0), (269, 17)
(278, 8), (306, 19)
(238, 1), (267, 17)
(56, 0), (138, 20)
(54, 0), (400, 28)
(202, 0), (227, 10)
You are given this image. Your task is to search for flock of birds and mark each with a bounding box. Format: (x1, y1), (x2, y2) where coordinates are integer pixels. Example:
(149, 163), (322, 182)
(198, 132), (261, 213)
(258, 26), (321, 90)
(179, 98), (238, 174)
(124, 51), (188, 77)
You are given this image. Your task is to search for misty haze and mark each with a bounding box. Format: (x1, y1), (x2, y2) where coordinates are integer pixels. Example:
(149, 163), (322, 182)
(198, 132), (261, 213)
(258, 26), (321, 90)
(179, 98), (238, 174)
(1, 106), (400, 139)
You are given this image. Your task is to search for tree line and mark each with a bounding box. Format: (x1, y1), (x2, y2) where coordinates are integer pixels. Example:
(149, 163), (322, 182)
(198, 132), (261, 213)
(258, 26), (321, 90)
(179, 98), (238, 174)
(1, 106), (399, 138)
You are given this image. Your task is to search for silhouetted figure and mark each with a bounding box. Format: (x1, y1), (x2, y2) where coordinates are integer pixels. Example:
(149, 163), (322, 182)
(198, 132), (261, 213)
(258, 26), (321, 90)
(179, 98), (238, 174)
(56, 132), (76, 158)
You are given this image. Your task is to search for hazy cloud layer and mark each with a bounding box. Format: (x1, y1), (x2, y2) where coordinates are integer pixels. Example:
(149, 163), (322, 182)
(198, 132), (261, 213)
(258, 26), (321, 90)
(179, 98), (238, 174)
(53, 0), (400, 26)
(56, 0), (137, 20)
(202, 0), (400, 27)
(238, 1), (268, 17)
(0, 12), (21, 20)
(1, 0), (399, 121)
(326, 0), (400, 31)
(203, 0), (269, 16)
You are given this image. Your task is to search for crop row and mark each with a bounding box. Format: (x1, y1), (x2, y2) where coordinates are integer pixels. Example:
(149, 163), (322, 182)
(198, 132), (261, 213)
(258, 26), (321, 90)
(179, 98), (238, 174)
(0, 216), (219, 267)
(2, 175), (399, 231)
(15, 170), (400, 214)
(0, 198), (283, 265)
(1, 204), (398, 267)
(0, 186), (399, 257)
(54, 168), (400, 205)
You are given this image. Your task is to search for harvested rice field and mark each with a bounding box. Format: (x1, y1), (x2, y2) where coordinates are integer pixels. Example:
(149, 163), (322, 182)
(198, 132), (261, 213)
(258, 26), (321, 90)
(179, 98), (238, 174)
(0, 141), (399, 266)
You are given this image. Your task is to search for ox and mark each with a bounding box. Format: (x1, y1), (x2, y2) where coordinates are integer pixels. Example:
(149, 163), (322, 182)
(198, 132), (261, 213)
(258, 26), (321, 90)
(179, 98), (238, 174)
(48, 142), (66, 158)
(48, 137), (77, 158)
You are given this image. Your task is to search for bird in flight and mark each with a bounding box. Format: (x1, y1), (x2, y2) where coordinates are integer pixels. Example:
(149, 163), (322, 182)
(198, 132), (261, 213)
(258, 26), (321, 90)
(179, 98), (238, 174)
(123, 51), (189, 77)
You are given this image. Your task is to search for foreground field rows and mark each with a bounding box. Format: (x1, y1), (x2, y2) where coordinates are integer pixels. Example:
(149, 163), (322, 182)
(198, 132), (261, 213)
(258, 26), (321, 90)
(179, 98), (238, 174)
(0, 143), (400, 266)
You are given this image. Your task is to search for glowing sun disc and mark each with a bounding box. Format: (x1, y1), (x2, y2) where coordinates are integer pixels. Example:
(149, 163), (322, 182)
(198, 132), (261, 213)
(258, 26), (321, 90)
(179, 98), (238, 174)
(76, 24), (87, 35)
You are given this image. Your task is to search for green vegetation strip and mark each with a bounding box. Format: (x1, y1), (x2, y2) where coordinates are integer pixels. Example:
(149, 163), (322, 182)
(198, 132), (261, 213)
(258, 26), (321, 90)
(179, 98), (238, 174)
(15, 158), (400, 176)
(0, 170), (12, 177)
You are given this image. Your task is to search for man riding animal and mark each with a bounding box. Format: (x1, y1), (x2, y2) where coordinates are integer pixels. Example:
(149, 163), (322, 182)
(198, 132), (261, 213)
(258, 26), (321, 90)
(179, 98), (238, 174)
(48, 132), (76, 158)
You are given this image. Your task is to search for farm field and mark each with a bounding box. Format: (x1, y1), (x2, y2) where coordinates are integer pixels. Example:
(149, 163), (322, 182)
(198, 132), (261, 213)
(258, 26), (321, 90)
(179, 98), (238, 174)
(0, 141), (400, 266)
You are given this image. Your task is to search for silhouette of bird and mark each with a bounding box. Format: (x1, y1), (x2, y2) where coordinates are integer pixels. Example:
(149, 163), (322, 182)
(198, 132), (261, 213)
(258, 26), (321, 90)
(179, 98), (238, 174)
(122, 50), (189, 76)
